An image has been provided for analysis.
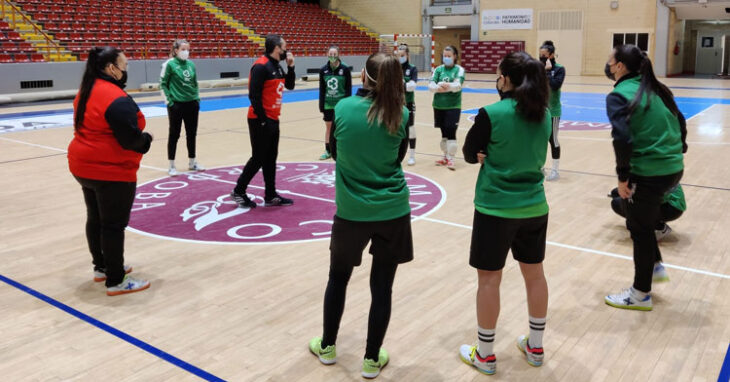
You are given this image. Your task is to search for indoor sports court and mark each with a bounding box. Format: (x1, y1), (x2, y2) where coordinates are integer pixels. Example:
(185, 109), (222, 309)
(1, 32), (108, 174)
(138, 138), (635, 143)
(1, 0), (729, 381)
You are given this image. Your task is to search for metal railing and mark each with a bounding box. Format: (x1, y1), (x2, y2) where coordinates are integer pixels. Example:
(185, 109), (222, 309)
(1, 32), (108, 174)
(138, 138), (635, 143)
(1, 0), (65, 59)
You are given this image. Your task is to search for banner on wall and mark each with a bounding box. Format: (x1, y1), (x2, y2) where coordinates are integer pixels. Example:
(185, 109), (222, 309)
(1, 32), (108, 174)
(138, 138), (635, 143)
(481, 9), (533, 30)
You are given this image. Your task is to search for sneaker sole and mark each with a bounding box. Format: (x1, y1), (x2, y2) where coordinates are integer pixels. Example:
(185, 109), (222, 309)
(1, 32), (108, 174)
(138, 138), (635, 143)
(94, 266), (133, 282)
(188, 168), (206, 172)
(459, 354), (495, 375)
(447, 166), (455, 171)
(604, 299), (652, 311)
(516, 342), (543, 367)
(362, 360), (388, 379)
(653, 276), (670, 283)
(264, 202), (293, 207)
(106, 282), (150, 296)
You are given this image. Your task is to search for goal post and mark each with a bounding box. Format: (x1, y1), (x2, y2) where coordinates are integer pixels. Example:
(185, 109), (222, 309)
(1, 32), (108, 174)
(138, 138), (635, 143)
(379, 33), (435, 73)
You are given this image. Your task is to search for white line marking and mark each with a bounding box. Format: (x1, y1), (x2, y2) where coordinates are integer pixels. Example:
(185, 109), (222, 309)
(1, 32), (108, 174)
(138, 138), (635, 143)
(419, 217), (730, 280)
(560, 135), (730, 146)
(0, 136), (67, 152)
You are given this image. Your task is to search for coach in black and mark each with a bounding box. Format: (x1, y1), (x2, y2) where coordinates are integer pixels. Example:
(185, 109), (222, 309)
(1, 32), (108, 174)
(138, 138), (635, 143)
(231, 35), (296, 208)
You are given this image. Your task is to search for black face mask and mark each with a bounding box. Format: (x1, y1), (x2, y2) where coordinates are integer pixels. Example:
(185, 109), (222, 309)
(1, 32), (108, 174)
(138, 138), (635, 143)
(539, 56), (548, 64)
(604, 63), (615, 81)
(495, 77), (505, 99)
(114, 65), (128, 88)
(279, 49), (288, 61)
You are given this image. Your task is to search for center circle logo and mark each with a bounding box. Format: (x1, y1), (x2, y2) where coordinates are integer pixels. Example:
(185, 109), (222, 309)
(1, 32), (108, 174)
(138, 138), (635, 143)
(128, 162), (446, 244)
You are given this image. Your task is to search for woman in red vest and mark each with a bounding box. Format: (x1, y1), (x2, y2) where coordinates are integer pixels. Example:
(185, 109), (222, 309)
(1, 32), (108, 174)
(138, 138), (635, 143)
(68, 47), (153, 296)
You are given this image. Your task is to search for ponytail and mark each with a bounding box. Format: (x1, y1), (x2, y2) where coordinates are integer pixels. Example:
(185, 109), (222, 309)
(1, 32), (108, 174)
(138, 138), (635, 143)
(75, 46), (121, 130)
(364, 52), (405, 135)
(615, 44), (679, 117)
(498, 51), (548, 122)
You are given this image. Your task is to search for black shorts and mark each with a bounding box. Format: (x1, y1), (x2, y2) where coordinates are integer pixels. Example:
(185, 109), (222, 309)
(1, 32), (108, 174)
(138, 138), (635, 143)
(470, 210), (548, 271)
(329, 213), (413, 268)
(406, 102), (415, 127)
(323, 109), (335, 122)
(433, 109), (460, 130)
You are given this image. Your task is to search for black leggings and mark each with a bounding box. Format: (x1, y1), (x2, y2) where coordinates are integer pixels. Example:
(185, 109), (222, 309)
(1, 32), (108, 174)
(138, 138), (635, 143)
(611, 192), (683, 230)
(234, 118), (280, 199)
(549, 116), (560, 159)
(167, 100), (200, 160)
(321, 258), (398, 360)
(74, 176), (136, 287)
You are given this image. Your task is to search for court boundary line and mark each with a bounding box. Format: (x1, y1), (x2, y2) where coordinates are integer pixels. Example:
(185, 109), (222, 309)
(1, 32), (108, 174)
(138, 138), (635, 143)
(0, 273), (226, 382)
(720, 343), (730, 382)
(419, 216), (730, 280)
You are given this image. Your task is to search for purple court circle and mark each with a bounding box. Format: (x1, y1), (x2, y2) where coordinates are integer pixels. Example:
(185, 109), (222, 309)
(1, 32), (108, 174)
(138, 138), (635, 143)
(128, 162), (446, 245)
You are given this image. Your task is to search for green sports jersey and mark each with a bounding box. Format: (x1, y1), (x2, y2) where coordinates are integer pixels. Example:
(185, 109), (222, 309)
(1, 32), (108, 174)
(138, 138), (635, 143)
(431, 64), (465, 110)
(611, 76), (684, 177)
(548, 63), (563, 117)
(474, 98), (552, 218)
(160, 57), (199, 105)
(319, 61), (351, 111)
(333, 90), (410, 221)
(663, 184), (686, 211)
(402, 62), (418, 104)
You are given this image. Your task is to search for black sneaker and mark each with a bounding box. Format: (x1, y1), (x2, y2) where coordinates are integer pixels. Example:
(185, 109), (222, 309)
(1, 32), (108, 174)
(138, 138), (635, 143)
(264, 194), (293, 207)
(230, 191), (256, 208)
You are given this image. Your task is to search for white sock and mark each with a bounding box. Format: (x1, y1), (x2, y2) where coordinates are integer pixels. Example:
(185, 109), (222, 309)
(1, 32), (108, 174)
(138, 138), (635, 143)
(409, 148), (416, 158)
(439, 138), (447, 156)
(552, 159), (560, 171)
(169, 160), (175, 168)
(477, 327), (495, 358)
(528, 316), (546, 348)
(446, 139), (458, 160)
(189, 158), (196, 166)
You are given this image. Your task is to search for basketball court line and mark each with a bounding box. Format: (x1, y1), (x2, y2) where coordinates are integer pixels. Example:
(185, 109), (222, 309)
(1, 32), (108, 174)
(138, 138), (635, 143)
(419, 216), (730, 280)
(720, 344), (730, 382)
(0, 273), (226, 382)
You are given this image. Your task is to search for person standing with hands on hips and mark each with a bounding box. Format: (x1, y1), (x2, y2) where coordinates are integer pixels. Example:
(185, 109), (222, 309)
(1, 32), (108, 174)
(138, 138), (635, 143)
(160, 39), (204, 176)
(231, 35), (296, 208)
(429, 45), (465, 170)
(318, 45), (352, 160)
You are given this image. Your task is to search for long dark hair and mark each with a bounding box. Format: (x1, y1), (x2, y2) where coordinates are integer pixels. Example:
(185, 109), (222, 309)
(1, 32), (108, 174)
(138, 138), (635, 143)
(364, 52), (405, 135)
(498, 51), (549, 122)
(75, 46), (122, 130)
(614, 44), (679, 116)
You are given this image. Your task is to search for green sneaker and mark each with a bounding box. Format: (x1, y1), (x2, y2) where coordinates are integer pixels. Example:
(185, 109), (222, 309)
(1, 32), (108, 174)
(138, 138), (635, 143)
(362, 348), (389, 379)
(308, 337), (336, 365)
(319, 151), (331, 160)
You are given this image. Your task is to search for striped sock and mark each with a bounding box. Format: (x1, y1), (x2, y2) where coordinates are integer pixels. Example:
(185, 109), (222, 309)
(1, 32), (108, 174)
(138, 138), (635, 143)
(528, 316), (546, 348)
(477, 327), (495, 358)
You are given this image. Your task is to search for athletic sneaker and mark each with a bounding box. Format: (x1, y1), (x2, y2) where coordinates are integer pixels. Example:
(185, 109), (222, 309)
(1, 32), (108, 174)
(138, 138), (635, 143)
(93, 265), (132, 282)
(435, 157), (448, 166)
(407, 156), (416, 166)
(308, 337), (336, 365)
(604, 288), (652, 311)
(362, 348), (389, 379)
(264, 194), (293, 207)
(168, 167), (179, 177)
(106, 275), (150, 296)
(459, 344), (496, 375)
(545, 169), (559, 181)
(446, 159), (455, 170)
(319, 151), (331, 160)
(653, 262), (670, 283)
(516, 335), (544, 367)
(188, 161), (205, 171)
(230, 191), (257, 209)
(655, 224), (672, 241)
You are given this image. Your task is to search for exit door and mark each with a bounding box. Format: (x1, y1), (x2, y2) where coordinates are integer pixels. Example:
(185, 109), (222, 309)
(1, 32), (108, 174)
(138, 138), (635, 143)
(696, 31), (724, 75)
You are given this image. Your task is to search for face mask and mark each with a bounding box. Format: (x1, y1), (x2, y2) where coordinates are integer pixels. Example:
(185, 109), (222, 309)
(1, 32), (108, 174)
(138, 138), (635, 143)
(604, 62), (615, 81)
(328, 56), (338, 64)
(443, 57), (454, 67)
(399, 56), (407, 64)
(177, 50), (189, 60)
(114, 65), (128, 88)
(539, 56), (548, 64)
(279, 49), (288, 61)
(495, 77), (505, 99)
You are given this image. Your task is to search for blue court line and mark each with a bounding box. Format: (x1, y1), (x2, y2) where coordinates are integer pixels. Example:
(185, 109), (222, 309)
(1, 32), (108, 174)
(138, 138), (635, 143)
(0, 273), (226, 382)
(466, 78), (730, 91)
(720, 343), (730, 382)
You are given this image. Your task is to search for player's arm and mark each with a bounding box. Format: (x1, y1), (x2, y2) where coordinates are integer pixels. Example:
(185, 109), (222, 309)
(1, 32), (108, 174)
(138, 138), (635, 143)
(405, 65), (417, 92)
(548, 65), (565, 90)
(249, 64), (268, 125)
(449, 66), (465, 92)
(345, 67), (352, 97)
(606, 93), (632, 181)
(318, 67), (325, 113)
(462, 108), (492, 164)
(329, 115), (338, 161)
(159, 60), (172, 105)
(284, 63), (296, 90)
(677, 111), (688, 153)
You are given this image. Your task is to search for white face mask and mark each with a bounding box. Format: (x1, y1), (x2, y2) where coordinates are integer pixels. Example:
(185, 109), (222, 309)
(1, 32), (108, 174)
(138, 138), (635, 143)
(398, 56), (407, 64)
(177, 50), (189, 60)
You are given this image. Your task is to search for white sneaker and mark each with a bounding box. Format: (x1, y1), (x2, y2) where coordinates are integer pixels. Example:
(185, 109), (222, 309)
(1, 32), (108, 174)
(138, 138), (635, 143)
(407, 156), (415, 166)
(605, 288), (652, 311)
(516, 335), (544, 367)
(653, 262), (670, 282)
(545, 169), (559, 181)
(106, 275), (150, 296)
(93, 265), (132, 282)
(459, 344), (496, 375)
(168, 167), (179, 176)
(655, 224), (672, 241)
(188, 161), (205, 171)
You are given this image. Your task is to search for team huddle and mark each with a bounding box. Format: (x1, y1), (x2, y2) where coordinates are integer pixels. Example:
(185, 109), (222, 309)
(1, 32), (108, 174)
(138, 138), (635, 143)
(68, 35), (687, 378)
